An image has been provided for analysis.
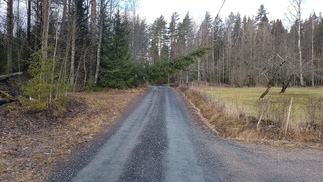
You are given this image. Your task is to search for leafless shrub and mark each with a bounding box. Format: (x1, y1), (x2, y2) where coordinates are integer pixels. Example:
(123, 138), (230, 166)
(256, 98), (290, 130)
(303, 97), (323, 137)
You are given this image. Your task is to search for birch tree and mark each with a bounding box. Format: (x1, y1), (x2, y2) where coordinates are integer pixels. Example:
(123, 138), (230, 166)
(288, 0), (305, 86)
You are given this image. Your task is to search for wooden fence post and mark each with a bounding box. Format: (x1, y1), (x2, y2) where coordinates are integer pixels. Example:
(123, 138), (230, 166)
(284, 98), (293, 135)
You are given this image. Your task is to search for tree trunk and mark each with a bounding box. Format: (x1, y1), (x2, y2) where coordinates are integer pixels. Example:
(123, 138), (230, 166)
(311, 16), (315, 87)
(27, 0), (31, 44)
(50, 9), (60, 103)
(197, 58), (201, 81)
(91, 0), (96, 33)
(60, 0), (71, 86)
(94, 0), (105, 85)
(295, 0), (305, 86)
(6, 0), (14, 74)
(260, 80), (274, 98)
(41, 0), (49, 61)
(260, 60), (286, 98)
(298, 20), (304, 86)
(70, 0), (77, 86)
(280, 78), (292, 93)
(89, 0), (97, 85)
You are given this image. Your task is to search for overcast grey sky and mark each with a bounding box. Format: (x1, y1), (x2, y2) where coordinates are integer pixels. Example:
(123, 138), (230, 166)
(139, 0), (323, 24)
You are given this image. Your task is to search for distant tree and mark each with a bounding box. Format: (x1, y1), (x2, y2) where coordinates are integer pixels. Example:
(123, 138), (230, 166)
(178, 13), (194, 55)
(271, 19), (287, 55)
(242, 17), (257, 86)
(197, 12), (213, 81)
(177, 13), (195, 83)
(212, 15), (224, 83)
(222, 12), (236, 84)
(146, 47), (211, 85)
(150, 16), (167, 64)
(255, 4), (269, 23)
(168, 12), (180, 58)
(75, 0), (90, 86)
(287, 0), (305, 86)
(314, 17), (323, 85)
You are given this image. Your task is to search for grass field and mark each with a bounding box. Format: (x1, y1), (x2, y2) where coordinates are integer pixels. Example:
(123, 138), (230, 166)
(200, 87), (323, 124)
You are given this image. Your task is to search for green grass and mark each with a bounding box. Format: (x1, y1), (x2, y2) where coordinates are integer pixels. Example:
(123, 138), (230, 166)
(200, 87), (323, 123)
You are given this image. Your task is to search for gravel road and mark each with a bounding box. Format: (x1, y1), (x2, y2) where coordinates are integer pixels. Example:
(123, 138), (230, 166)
(49, 86), (323, 182)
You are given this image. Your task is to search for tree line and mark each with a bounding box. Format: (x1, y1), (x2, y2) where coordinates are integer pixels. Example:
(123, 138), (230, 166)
(195, 2), (323, 87)
(1, 0), (323, 97)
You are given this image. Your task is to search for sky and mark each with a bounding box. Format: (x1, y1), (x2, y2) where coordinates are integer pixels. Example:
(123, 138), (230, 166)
(138, 0), (323, 24)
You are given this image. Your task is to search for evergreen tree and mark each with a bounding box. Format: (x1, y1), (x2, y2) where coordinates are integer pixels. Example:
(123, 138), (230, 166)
(150, 16), (167, 63)
(99, 10), (133, 88)
(255, 4), (269, 23)
(76, 0), (89, 39)
(169, 12), (180, 58)
(178, 13), (193, 54)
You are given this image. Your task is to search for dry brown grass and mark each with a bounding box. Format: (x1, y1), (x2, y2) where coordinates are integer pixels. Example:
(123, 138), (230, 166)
(181, 86), (322, 147)
(0, 88), (144, 182)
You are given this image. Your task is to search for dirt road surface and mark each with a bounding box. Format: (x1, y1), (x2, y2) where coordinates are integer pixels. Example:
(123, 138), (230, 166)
(49, 86), (323, 182)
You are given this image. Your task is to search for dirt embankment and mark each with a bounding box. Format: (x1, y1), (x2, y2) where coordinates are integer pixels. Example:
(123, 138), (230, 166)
(0, 89), (144, 182)
(180, 87), (323, 149)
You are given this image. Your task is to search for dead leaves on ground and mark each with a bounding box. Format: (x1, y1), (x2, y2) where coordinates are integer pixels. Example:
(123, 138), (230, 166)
(0, 89), (144, 182)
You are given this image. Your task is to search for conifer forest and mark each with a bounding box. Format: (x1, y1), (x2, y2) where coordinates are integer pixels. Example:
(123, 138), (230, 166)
(1, 0), (323, 97)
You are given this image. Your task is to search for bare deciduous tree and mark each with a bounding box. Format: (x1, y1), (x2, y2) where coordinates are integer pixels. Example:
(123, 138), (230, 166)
(287, 0), (305, 86)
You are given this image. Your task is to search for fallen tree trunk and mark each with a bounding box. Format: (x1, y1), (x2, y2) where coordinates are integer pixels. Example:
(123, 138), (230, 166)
(0, 72), (24, 106)
(0, 98), (18, 106)
(0, 72), (23, 81)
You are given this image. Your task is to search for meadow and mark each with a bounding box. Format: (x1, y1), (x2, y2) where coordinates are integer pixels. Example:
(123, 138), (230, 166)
(183, 86), (323, 143)
(201, 87), (323, 124)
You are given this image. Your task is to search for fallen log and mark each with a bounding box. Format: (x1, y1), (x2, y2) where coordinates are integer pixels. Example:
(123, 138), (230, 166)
(0, 72), (24, 97)
(0, 72), (23, 81)
(0, 72), (24, 106)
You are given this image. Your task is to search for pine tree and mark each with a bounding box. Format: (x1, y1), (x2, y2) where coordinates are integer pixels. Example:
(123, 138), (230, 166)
(178, 13), (193, 54)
